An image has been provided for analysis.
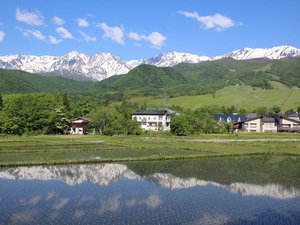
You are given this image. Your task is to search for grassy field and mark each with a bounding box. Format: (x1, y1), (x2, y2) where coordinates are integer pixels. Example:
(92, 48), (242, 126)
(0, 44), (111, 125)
(0, 133), (299, 166)
(137, 85), (300, 111)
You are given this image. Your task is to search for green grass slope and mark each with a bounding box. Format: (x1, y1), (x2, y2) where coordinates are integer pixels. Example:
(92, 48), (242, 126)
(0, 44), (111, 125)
(0, 69), (94, 93)
(143, 85), (300, 111)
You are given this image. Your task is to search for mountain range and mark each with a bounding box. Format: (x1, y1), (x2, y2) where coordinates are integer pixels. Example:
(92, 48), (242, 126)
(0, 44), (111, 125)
(0, 45), (299, 81)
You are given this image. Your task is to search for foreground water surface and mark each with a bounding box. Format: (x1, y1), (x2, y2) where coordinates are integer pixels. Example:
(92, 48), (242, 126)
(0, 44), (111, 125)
(0, 156), (299, 225)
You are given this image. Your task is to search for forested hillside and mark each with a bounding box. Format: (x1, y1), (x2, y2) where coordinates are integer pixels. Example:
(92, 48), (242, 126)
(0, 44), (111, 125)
(95, 58), (300, 97)
(0, 69), (94, 93)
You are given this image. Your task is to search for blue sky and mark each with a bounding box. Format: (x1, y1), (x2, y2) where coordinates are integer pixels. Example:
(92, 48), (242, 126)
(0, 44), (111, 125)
(0, 0), (299, 60)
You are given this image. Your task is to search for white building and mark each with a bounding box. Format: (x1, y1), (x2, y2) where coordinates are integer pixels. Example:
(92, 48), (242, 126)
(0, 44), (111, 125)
(132, 109), (173, 131)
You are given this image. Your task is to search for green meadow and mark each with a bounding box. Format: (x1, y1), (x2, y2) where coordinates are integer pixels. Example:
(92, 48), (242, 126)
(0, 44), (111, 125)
(0, 134), (299, 166)
(140, 85), (300, 111)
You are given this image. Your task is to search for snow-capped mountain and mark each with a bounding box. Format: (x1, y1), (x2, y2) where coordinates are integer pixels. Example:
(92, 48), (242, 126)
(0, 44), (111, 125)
(220, 45), (300, 60)
(0, 45), (299, 81)
(0, 164), (299, 199)
(141, 51), (210, 67)
(0, 51), (132, 81)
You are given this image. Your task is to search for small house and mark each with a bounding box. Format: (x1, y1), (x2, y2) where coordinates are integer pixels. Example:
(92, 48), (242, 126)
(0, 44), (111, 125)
(70, 116), (92, 135)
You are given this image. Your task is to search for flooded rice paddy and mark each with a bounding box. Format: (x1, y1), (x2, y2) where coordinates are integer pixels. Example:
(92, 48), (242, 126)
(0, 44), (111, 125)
(0, 156), (299, 225)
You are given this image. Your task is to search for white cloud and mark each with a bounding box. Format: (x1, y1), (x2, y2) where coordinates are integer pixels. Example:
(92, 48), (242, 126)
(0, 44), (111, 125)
(178, 11), (236, 31)
(77, 18), (89, 27)
(22, 29), (46, 41)
(79, 31), (96, 42)
(56, 27), (73, 39)
(52, 16), (65, 26)
(16, 8), (44, 26)
(128, 31), (166, 49)
(48, 35), (62, 45)
(128, 32), (141, 41)
(0, 31), (5, 43)
(97, 22), (124, 45)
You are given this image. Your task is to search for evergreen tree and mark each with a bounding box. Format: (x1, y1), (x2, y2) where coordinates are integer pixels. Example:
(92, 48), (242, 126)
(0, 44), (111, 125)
(62, 93), (71, 111)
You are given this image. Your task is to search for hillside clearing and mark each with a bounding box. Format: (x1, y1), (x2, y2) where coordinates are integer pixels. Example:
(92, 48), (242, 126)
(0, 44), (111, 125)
(142, 85), (300, 111)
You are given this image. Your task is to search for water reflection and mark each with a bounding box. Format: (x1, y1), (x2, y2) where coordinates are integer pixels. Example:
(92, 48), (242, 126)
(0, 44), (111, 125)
(0, 156), (299, 224)
(0, 161), (299, 199)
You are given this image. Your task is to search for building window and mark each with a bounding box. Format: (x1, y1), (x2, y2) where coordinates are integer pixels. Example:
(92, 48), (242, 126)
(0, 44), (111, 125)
(159, 116), (162, 120)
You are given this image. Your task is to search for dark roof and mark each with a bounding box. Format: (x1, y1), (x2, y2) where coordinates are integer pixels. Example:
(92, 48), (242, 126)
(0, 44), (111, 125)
(133, 109), (168, 116)
(262, 117), (275, 123)
(214, 114), (246, 123)
(234, 116), (262, 125)
(278, 116), (300, 124)
(245, 113), (258, 120)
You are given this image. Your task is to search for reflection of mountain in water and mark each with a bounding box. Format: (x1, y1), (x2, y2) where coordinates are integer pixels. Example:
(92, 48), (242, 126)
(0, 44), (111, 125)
(0, 163), (299, 200)
(0, 164), (140, 186)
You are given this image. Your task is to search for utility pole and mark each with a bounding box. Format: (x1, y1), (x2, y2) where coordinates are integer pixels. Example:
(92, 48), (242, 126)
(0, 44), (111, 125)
(162, 93), (167, 109)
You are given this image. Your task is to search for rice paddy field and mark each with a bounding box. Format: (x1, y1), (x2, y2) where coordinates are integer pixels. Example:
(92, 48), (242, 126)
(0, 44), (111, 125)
(0, 135), (300, 224)
(0, 133), (300, 166)
(0, 156), (299, 224)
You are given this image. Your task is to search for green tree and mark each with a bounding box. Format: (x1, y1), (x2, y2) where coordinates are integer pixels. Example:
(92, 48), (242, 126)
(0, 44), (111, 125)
(72, 100), (95, 117)
(171, 114), (191, 136)
(89, 107), (124, 135)
(62, 93), (71, 111)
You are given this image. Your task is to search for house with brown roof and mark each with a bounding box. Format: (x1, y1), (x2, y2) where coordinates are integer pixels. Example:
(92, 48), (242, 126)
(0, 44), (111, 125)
(70, 116), (92, 135)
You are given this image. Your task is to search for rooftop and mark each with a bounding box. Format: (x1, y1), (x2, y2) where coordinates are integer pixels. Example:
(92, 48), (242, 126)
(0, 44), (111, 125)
(133, 109), (168, 116)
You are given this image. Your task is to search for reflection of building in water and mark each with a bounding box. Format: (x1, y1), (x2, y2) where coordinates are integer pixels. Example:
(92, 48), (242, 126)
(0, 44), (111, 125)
(0, 164), (299, 200)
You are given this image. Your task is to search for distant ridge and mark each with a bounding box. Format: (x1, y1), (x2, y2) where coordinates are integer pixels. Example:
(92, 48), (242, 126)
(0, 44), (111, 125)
(0, 45), (299, 81)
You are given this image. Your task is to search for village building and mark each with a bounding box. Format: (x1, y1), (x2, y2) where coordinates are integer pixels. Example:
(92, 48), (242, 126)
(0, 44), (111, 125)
(70, 116), (92, 135)
(277, 116), (300, 132)
(234, 116), (277, 132)
(234, 115), (300, 133)
(132, 109), (174, 131)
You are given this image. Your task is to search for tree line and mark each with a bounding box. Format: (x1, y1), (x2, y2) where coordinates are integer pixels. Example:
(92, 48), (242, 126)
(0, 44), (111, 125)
(0, 93), (142, 135)
(0, 93), (299, 136)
